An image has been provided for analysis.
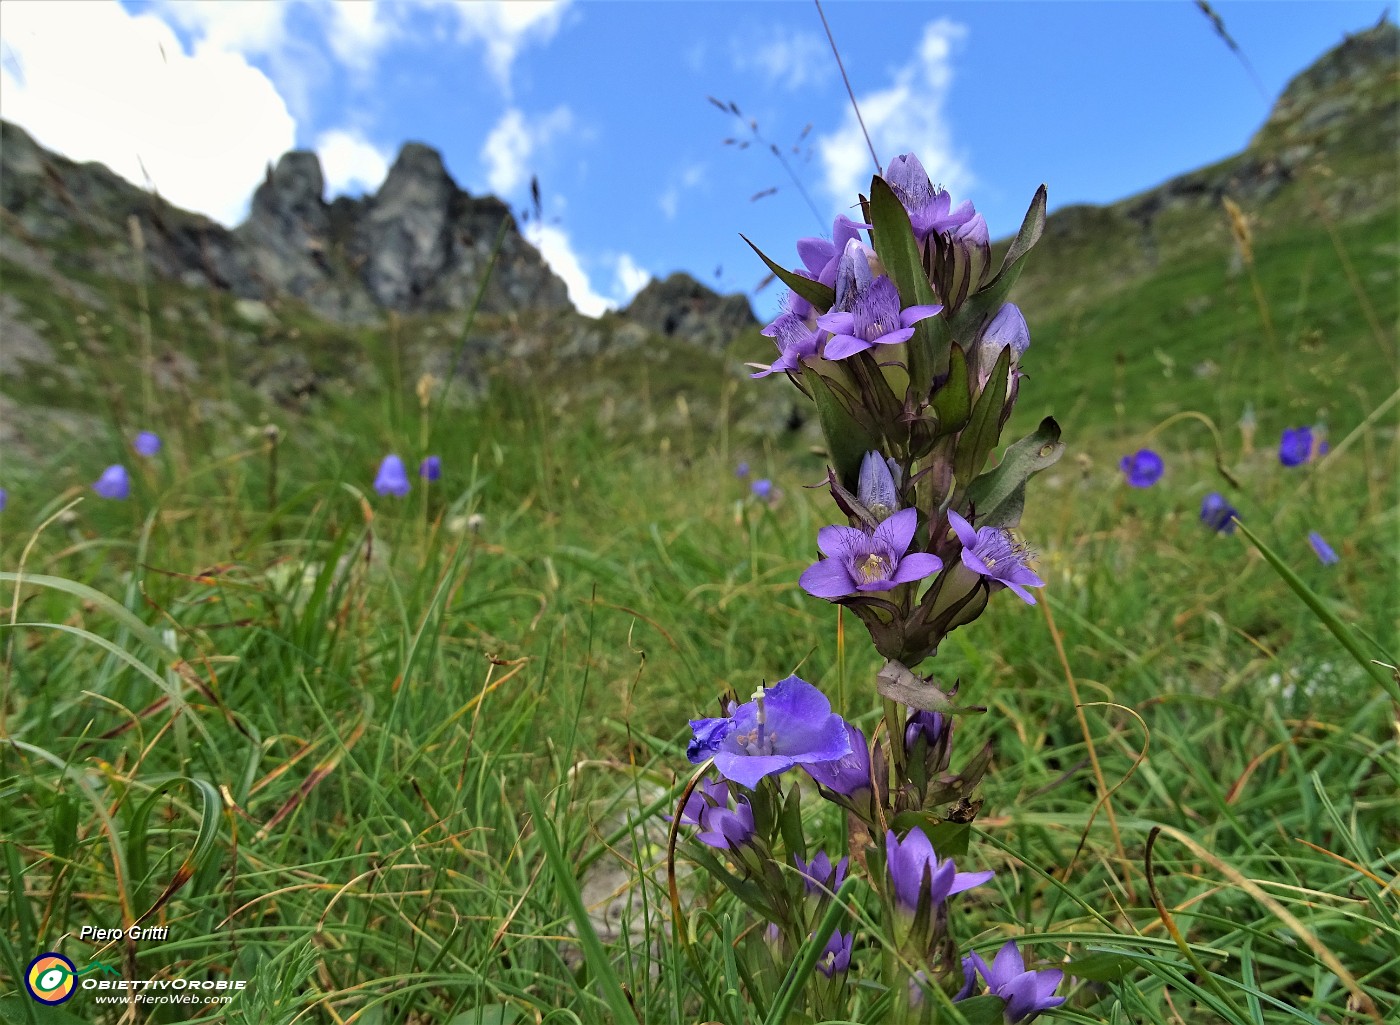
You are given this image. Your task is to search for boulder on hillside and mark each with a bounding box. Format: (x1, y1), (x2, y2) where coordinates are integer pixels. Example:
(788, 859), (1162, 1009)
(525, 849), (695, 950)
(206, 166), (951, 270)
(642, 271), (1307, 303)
(622, 272), (757, 349)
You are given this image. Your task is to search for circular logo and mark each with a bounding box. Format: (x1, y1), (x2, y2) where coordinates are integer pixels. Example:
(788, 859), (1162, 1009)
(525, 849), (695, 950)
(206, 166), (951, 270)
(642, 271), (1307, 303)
(26, 953), (77, 1004)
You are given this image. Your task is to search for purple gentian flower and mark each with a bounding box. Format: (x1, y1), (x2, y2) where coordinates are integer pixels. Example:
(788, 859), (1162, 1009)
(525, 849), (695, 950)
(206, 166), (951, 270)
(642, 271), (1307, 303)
(947, 510), (1045, 605)
(1279, 427), (1313, 467)
(796, 214), (869, 287)
(1200, 492), (1238, 534)
(794, 851), (849, 896)
(93, 465), (130, 500)
(133, 431), (161, 457)
(735, 461), (750, 479)
(686, 675), (851, 789)
(676, 778), (730, 827)
(978, 304), (1030, 386)
(816, 930), (853, 978)
(857, 450), (900, 521)
(419, 456), (441, 481)
(799, 508), (943, 599)
(374, 455), (410, 497)
(752, 309), (822, 377)
(1308, 531), (1339, 565)
(694, 798), (757, 851)
(817, 241), (941, 361)
(1119, 449), (1164, 488)
(804, 722), (871, 797)
(885, 827), (994, 914)
(960, 941), (1066, 1023)
(751, 478), (773, 500)
(884, 153), (979, 245)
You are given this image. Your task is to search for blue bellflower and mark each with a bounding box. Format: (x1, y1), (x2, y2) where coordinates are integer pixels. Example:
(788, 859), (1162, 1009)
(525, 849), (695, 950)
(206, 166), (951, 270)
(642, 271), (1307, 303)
(419, 456), (441, 481)
(687, 676), (851, 789)
(800, 508), (943, 599)
(93, 465), (130, 500)
(134, 431), (161, 457)
(1200, 492), (1238, 534)
(374, 455), (410, 497)
(1119, 449), (1164, 487)
(1279, 427), (1313, 467)
(1308, 531), (1339, 565)
(947, 510), (1045, 605)
(958, 941), (1066, 1023)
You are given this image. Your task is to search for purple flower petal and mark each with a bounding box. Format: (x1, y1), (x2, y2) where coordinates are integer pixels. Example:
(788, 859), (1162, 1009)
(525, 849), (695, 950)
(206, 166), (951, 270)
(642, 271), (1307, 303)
(891, 553), (943, 585)
(822, 333), (871, 361)
(874, 507), (919, 557)
(800, 558), (857, 598)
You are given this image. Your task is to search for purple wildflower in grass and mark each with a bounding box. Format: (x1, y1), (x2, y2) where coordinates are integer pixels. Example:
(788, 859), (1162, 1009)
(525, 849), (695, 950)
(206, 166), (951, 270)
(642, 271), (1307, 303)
(816, 930), (853, 978)
(804, 721), (871, 798)
(857, 450), (900, 521)
(794, 851), (849, 896)
(947, 510), (1045, 605)
(694, 797), (757, 851)
(884, 153), (979, 245)
(686, 675), (851, 789)
(959, 941), (1066, 1023)
(799, 508), (943, 599)
(751, 478), (773, 500)
(1119, 449), (1164, 488)
(1279, 427), (1313, 467)
(93, 465), (130, 500)
(1308, 531), (1339, 566)
(374, 455), (410, 497)
(1200, 492), (1239, 534)
(133, 431), (161, 457)
(735, 461), (750, 479)
(0, 488), (6, 511)
(676, 778), (730, 827)
(796, 214), (870, 287)
(817, 240), (941, 361)
(419, 456), (441, 481)
(885, 827), (994, 914)
(753, 309), (822, 377)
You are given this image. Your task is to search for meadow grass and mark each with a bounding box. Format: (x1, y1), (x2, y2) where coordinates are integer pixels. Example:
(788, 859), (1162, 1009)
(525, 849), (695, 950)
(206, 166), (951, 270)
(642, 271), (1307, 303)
(1, 133), (1398, 1025)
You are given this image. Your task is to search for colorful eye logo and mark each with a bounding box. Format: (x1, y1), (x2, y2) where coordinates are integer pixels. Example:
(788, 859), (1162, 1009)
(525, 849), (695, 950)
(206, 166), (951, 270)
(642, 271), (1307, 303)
(25, 953), (77, 1004)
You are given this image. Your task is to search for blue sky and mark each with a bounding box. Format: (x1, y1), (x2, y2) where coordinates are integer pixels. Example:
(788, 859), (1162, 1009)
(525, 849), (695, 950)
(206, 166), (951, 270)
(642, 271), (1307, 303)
(0, 1), (1387, 319)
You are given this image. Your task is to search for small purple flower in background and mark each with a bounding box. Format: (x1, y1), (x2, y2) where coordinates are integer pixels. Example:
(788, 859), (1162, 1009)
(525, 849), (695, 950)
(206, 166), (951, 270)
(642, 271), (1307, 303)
(133, 431), (161, 457)
(1200, 492), (1239, 534)
(1119, 449), (1163, 488)
(947, 510), (1045, 605)
(374, 455), (410, 497)
(687, 675), (851, 789)
(794, 851), (849, 896)
(1308, 531), (1339, 566)
(751, 478), (773, 500)
(857, 450), (901, 521)
(958, 941), (1065, 1023)
(816, 930), (853, 978)
(694, 797), (757, 851)
(0, 488), (7, 511)
(817, 240), (941, 361)
(885, 827), (994, 914)
(884, 153), (979, 245)
(735, 461), (750, 479)
(1279, 427), (1313, 467)
(804, 722), (871, 798)
(93, 465), (130, 500)
(419, 456), (441, 481)
(800, 508), (943, 599)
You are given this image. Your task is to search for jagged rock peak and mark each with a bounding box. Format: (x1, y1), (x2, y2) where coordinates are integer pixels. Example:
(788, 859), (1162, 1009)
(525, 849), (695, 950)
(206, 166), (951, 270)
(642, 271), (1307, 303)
(623, 271), (757, 350)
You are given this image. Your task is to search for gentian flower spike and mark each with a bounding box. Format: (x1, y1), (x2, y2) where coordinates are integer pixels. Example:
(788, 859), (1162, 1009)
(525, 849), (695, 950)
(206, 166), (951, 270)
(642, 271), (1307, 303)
(799, 507), (943, 599)
(374, 455), (410, 497)
(885, 827), (994, 913)
(686, 675), (851, 789)
(816, 931), (853, 978)
(133, 431), (161, 457)
(1279, 426), (1313, 467)
(1308, 531), (1339, 565)
(818, 240), (941, 361)
(1119, 449), (1164, 487)
(1200, 492), (1238, 534)
(857, 451), (900, 522)
(947, 509), (1045, 605)
(961, 941), (1066, 1022)
(93, 465), (130, 500)
(419, 456), (441, 481)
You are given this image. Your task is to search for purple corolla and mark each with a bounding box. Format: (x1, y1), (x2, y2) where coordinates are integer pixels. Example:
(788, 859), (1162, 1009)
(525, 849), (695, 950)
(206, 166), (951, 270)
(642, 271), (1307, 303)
(93, 465), (130, 500)
(374, 455), (410, 497)
(885, 152), (981, 245)
(858, 451), (900, 521)
(694, 798), (756, 850)
(1308, 531), (1339, 565)
(817, 241), (941, 360)
(1200, 492), (1238, 534)
(804, 722), (872, 798)
(800, 508), (942, 599)
(753, 308), (823, 378)
(133, 431), (161, 457)
(978, 303), (1030, 386)
(419, 456), (441, 481)
(816, 930), (853, 978)
(1279, 427), (1313, 467)
(796, 214), (869, 287)
(794, 851), (849, 896)
(947, 510), (1045, 605)
(885, 827), (994, 913)
(1119, 449), (1164, 488)
(958, 941), (1066, 1023)
(687, 675), (851, 789)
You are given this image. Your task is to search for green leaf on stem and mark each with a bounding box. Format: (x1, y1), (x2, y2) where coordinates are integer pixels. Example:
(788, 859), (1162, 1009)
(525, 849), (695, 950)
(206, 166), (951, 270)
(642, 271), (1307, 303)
(963, 416), (1065, 529)
(741, 234), (835, 311)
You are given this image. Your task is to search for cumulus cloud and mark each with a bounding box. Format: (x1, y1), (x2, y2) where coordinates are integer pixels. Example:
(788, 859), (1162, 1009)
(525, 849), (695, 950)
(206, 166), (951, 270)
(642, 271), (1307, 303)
(527, 224), (645, 317)
(317, 128), (391, 196)
(734, 31), (832, 91)
(659, 163), (707, 220)
(439, 0), (570, 91)
(0, 0), (295, 226)
(482, 106), (573, 196)
(816, 18), (972, 212)
(613, 254), (651, 304)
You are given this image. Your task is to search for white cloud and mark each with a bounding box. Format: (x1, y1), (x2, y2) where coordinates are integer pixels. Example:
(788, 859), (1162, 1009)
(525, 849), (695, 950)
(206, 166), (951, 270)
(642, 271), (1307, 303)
(317, 129), (391, 197)
(734, 31), (832, 91)
(481, 105), (573, 196)
(613, 254), (650, 304)
(816, 18), (972, 212)
(428, 0), (570, 90)
(659, 163), (707, 220)
(527, 224), (645, 317)
(0, 0), (295, 227)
